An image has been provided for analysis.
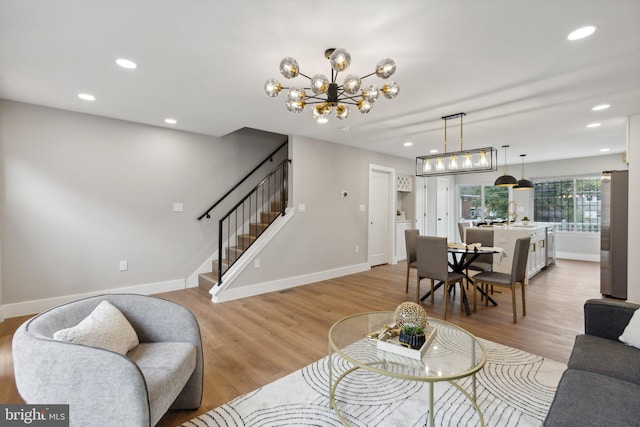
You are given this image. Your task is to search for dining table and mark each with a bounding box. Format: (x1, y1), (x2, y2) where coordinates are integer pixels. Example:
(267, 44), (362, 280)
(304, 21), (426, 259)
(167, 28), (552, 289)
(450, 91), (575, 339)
(420, 244), (500, 315)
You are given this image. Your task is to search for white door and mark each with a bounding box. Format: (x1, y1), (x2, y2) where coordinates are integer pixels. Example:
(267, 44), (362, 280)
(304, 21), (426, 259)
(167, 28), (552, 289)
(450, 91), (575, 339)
(415, 176), (427, 235)
(368, 166), (394, 266)
(436, 178), (449, 238)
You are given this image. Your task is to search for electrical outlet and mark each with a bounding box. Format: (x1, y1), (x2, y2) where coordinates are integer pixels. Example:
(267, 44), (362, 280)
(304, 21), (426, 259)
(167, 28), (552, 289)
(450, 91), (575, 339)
(254, 258), (260, 268)
(355, 245), (359, 253)
(298, 203), (306, 213)
(173, 202), (184, 212)
(359, 204), (366, 212)
(119, 260), (128, 271)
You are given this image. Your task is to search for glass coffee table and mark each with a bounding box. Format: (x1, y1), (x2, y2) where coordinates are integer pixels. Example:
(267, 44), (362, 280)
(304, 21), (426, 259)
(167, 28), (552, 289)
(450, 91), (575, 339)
(328, 311), (486, 427)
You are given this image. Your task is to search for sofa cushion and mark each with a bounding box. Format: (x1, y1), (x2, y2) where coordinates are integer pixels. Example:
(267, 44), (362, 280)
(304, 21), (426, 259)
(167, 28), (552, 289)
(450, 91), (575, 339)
(127, 342), (197, 425)
(568, 334), (640, 385)
(53, 300), (139, 355)
(544, 369), (640, 426)
(619, 308), (640, 349)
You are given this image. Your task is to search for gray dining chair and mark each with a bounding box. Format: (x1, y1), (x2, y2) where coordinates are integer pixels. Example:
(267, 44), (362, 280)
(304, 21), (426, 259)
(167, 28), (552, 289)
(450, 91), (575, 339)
(416, 236), (466, 320)
(465, 228), (494, 273)
(458, 221), (472, 242)
(465, 227), (495, 307)
(404, 229), (419, 293)
(472, 237), (531, 323)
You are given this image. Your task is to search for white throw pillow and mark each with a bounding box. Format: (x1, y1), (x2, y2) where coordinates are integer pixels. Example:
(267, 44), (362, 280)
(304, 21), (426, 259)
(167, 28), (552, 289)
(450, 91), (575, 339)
(53, 300), (139, 355)
(619, 308), (640, 349)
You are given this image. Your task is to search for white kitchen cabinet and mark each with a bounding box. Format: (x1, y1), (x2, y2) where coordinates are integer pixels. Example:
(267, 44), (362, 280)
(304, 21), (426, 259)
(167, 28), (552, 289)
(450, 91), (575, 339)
(492, 224), (550, 281)
(396, 175), (412, 192)
(395, 221), (412, 262)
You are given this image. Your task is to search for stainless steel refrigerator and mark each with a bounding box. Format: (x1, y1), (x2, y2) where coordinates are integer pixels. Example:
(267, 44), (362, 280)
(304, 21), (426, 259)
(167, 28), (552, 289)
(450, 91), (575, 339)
(600, 170), (628, 299)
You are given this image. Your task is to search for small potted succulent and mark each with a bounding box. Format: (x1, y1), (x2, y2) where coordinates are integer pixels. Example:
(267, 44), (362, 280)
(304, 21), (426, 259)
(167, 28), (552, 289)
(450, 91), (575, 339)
(399, 324), (426, 349)
(521, 216), (531, 225)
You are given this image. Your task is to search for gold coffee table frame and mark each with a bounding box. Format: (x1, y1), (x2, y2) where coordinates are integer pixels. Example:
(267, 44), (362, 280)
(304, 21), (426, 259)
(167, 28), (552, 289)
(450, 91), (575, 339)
(328, 311), (487, 427)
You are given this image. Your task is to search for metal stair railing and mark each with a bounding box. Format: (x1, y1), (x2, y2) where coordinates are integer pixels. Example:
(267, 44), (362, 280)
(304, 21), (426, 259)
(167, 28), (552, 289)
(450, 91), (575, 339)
(216, 159), (289, 285)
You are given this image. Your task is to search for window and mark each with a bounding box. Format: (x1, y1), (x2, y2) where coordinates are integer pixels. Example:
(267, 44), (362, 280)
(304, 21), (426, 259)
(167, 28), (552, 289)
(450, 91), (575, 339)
(459, 185), (509, 222)
(533, 176), (601, 232)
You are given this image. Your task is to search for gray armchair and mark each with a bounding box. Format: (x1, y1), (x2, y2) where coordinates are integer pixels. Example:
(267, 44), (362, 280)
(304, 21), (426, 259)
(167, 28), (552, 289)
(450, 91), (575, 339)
(12, 294), (203, 427)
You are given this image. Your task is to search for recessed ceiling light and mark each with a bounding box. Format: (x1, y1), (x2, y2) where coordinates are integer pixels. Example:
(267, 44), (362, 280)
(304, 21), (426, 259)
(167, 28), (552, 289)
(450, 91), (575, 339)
(568, 26), (596, 41)
(116, 58), (137, 69)
(592, 104), (610, 111)
(600, 148), (611, 152)
(77, 93), (96, 101)
(587, 122), (601, 128)
(404, 142), (413, 147)
(430, 149), (438, 154)
(164, 118), (177, 124)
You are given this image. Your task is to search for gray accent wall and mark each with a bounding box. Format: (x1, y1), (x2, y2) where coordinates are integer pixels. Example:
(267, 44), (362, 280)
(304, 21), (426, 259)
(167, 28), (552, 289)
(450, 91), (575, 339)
(227, 135), (416, 288)
(0, 100), (283, 306)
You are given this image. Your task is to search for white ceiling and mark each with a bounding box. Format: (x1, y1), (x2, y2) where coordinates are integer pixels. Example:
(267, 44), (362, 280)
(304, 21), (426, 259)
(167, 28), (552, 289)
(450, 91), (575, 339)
(1, 0), (639, 166)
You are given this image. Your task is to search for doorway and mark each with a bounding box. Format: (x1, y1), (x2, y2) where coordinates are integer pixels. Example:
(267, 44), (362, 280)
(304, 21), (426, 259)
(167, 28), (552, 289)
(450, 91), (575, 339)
(436, 178), (449, 238)
(368, 165), (395, 266)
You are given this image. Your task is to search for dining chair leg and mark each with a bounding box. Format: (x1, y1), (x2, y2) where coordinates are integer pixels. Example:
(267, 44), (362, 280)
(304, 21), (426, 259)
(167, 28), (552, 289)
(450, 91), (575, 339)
(472, 279), (477, 313)
(416, 277), (421, 304)
(511, 285), (517, 323)
(406, 265), (410, 293)
(485, 283), (489, 307)
(443, 282), (448, 320)
(521, 281), (526, 317)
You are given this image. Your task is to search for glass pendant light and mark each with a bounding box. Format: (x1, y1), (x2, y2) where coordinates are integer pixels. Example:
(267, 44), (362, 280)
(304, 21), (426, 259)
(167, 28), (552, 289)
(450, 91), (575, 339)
(494, 145), (518, 187)
(514, 154), (534, 190)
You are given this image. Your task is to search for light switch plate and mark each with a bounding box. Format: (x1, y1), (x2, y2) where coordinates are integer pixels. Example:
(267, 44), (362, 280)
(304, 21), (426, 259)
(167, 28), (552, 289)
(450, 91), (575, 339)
(298, 203), (306, 213)
(173, 202), (184, 212)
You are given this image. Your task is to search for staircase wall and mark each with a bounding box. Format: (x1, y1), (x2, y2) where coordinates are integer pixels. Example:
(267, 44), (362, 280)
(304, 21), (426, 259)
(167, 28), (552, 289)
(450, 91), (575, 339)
(0, 100), (285, 316)
(215, 135), (416, 300)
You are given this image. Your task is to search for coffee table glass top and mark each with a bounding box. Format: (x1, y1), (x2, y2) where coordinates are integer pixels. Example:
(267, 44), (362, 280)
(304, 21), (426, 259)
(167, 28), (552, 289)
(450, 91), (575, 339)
(328, 311), (486, 381)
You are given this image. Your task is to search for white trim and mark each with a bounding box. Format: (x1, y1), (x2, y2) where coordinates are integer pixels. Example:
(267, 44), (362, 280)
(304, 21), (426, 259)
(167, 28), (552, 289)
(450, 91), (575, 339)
(0, 306), (5, 323)
(210, 207), (295, 299)
(555, 252), (600, 262)
(212, 262), (370, 303)
(368, 164), (397, 267)
(0, 278), (185, 319)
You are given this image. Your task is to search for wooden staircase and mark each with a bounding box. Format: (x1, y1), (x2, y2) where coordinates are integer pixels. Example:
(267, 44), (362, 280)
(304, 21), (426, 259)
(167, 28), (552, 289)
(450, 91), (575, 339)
(198, 199), (286, 291)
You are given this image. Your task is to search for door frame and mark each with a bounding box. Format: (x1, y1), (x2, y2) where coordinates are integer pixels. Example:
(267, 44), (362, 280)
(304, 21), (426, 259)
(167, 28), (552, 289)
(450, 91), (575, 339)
(436, 177), (449, 238)
(368, 164), (396, 266)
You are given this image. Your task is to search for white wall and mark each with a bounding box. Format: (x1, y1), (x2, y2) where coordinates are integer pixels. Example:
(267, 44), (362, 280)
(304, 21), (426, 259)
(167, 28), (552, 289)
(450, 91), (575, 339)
(0, 100), (284, 316)
(628, 114), (640, 304)
(220, 135), (415, 294)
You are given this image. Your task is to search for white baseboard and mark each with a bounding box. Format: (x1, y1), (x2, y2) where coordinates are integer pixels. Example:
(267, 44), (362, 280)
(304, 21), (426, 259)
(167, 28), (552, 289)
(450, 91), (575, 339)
(0, 278), (186, 320)
(212, 263), (371, 303)
(556, 252), (600, 262)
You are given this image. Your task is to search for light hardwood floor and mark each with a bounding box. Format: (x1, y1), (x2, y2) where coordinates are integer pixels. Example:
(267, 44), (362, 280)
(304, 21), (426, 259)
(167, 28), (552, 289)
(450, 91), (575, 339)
(0, 259), (603, 426)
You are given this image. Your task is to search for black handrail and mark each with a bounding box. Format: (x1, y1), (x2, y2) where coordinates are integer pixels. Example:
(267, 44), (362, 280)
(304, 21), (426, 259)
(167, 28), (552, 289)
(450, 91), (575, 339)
(197, 139), (288, 221)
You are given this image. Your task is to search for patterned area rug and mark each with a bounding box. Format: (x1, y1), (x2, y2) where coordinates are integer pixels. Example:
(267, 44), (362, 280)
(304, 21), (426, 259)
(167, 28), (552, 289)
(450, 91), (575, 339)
(181, 338), (565, 426)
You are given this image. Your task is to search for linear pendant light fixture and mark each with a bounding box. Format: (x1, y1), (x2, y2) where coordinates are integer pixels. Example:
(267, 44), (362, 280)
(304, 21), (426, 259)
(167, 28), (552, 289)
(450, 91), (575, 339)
(514, 154), (534, 190)
(494, 145), (518, 186)
(416, 112), (497, 177)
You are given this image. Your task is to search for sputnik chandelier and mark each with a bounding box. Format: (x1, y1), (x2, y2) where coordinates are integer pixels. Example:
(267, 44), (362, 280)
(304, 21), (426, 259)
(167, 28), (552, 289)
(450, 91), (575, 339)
(416, 113), (498, 177)
(264, 48), (399, 123)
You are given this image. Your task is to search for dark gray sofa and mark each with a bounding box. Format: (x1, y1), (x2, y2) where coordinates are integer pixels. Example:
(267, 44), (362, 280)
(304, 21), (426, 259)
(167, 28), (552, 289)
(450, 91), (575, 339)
(544, 298), (640, 426)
